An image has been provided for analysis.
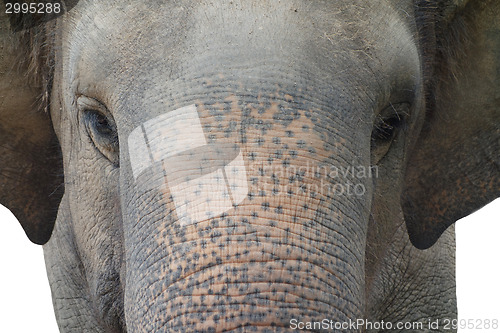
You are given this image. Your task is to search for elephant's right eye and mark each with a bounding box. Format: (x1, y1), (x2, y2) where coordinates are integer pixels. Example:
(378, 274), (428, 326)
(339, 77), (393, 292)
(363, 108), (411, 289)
(78, 97), (119, 166)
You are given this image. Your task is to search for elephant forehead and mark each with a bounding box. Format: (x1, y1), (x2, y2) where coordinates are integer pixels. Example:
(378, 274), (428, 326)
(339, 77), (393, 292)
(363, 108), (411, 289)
(66, 0), (418, 95)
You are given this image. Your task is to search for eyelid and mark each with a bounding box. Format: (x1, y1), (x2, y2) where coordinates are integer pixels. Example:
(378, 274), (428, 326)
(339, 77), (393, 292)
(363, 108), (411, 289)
(76, 96), (108, 112)
(76, 96), (116, 131)
(377, 102), (411, 119)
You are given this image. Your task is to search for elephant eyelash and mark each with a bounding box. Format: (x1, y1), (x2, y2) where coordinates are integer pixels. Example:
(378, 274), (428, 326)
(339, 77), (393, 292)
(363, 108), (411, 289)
(372, 114), (404, 142)
(370, 103), (409, 164)
(372, 103), (409, 142)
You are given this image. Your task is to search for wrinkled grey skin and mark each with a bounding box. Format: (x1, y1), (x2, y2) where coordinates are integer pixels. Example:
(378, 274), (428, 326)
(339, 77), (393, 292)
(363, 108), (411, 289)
(1, 0), (499, 332)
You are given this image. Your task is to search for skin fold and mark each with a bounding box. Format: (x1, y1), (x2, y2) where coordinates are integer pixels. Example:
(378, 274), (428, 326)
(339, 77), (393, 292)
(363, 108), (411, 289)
(0, 1), (499, 332)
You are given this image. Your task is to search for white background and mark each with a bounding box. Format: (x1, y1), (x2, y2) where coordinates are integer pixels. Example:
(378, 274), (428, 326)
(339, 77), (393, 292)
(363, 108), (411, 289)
(1, 199), (499, 332)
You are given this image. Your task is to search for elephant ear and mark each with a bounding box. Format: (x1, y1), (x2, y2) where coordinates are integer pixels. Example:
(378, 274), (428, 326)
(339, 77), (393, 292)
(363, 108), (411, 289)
(403, 0), (500, 249)
(0, 13), (63, 245)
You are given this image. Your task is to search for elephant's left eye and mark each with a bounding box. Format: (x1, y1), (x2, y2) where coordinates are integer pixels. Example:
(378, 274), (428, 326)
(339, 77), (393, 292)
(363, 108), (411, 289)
(78, 96), (119, 166)
(370, 103), (409, 164)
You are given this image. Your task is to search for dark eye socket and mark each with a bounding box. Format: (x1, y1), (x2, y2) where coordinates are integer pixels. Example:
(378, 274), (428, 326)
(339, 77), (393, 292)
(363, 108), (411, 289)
(87, 110), (116, 137)
(78, 96), (119, 166)
(370, 103), (409, 164)
(371, 114), (404, 142)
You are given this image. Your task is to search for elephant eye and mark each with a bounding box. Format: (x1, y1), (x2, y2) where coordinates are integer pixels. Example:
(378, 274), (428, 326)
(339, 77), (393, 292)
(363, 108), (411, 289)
(372, 115), (403, 142)
(93, 112), (112, 134)
(78, 97), (120, 166)
(370, 103), (409, 164)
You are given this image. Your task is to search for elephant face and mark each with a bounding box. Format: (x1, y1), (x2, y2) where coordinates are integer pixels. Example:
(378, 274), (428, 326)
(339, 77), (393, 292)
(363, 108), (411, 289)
(1, 0), (499, 332)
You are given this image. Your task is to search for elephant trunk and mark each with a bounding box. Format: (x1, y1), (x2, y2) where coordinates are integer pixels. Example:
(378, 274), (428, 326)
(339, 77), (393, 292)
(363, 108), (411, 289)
(120, 95), (372, 331)
(123, 207), (366, 330)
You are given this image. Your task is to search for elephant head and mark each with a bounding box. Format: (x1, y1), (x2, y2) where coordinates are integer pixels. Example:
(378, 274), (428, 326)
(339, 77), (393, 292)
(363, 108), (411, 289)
(1, 0), (498, 331)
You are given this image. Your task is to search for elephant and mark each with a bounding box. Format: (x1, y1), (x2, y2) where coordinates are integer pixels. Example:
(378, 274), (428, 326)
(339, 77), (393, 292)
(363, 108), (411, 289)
(1, 0), (499, 332)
